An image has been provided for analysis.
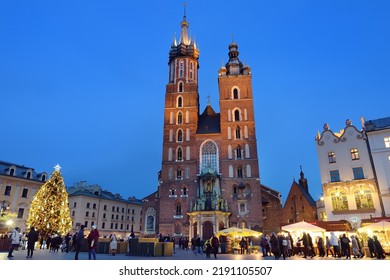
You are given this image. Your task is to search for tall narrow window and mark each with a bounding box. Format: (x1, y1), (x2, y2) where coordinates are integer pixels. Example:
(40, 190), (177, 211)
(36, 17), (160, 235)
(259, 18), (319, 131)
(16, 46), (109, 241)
(17, 208), (24, 219)
(176, 203), (182, 215)
(200, 141), (218, 173)
(4, 186), (11, 196)
(179, 60), (184, 78)
(10, 168), (15, 176)
(177, 129), (183, 142)
(177, 112), (183, 124)
(233, 88), (239, 99)
(178, 82), (184, 92)
(237, 166), (243, 178)
(234, 110), (241, 121)
(351, 148), (359, 160)
(236, 145), (242, 159)
(328, 152), (336, 163)
(177, 147), (183, 161)
(177, 96), (183, 107)
(26, 171), (31, 179)
(235, 126), (241, 139)
(177, 169), (182, 180)
(22, 188), (28, 198)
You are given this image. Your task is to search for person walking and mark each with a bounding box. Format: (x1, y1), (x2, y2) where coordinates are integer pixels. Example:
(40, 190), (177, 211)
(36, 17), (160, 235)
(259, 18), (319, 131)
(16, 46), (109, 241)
(87, 225), (99, 260)
(110, 234), (118, 256)
(194, 235), (203, 256)
(211, 234), (220, 259)
(74, 225), (85, 260)
(7, 227), (21, 258)
(373, 235), (386, 259)
(351, 235), (362, 258)
(325, 236), (333, 257)
(341, 234), (351, 259)
(329, 232), (340, 258)
(298, 232), (310, 258)
(26, 226), (38, 258)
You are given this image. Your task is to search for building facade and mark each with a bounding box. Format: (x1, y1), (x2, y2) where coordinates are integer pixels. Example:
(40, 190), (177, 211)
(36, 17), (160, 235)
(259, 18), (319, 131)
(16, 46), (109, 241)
(315, 119), (383, 227)
(260, 184), (282, 235)
(67, 182), (142, 238)
(147, 12), (264, 240)
(364, 116), (390, 216)
(0, 160), (47, 233)
(282, 168), (317, 225)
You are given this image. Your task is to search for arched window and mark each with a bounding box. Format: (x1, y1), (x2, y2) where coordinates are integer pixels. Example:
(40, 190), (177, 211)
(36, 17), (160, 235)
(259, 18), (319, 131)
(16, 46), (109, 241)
(245, 144), (250, 158)
(229, 165), (234, 177)
(236, 145), (242, 159)
(233, 88), (239, 99)
(170, 188), (176, 196)
(228, 145), (233, 159)
(168, 168), (173, 180)
(234, 109), (241, 121)
(240, 203), (246, 213)
(177, 129), (183, 142)
(175, 222), (182, 234)
(176, 203), (182, 215)
(233, 185), (237, 195)
(177, 96), (183, 107)
(178, 82), (184, 92)
(177, 147), (183, 161)
(182, 187), (188, 196)
(354, 188), (374, 209)
(246, 164), (252, 177)
(237, 166), (243, 178)
(10, 168), (15, 176)
(177, 112), (183, 124)
(200, 141), (219, 173)
(26, 171), (31, 179)
(235, 126), (241, 139)
(189, 62), (193, 79)
(176, 169), (182, 180)
(41, 175), (46, 181)
(331, 190), (349, 210)
(146, 216), (154, 230)
(168, 147), (173, 161)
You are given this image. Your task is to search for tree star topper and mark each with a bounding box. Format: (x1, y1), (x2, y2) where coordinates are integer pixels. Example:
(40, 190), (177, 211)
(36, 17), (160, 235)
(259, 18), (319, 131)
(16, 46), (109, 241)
(54, 164), (62, 171)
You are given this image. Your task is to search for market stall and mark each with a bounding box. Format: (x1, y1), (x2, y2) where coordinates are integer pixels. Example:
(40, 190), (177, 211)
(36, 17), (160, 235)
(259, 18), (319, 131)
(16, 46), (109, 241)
(357, 221), (390, 254)
(214, 227), (261, 254)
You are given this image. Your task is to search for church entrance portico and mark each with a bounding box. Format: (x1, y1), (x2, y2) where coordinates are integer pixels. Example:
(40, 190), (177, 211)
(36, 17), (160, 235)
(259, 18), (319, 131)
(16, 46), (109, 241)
(188, 210), (230, 241)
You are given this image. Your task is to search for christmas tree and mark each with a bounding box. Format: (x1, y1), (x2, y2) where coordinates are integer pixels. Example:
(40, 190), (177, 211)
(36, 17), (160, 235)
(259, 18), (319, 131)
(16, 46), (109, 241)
(26, 164), (72, 237)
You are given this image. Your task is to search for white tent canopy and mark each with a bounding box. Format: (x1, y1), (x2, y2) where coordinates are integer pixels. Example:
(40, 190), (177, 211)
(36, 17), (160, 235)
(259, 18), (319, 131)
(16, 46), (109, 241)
(357, 221), (390, 232)
(281, 221), (326, 233)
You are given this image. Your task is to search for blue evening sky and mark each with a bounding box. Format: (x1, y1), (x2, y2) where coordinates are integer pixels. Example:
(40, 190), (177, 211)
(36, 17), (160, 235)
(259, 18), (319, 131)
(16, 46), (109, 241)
(1, 0), (389, 204)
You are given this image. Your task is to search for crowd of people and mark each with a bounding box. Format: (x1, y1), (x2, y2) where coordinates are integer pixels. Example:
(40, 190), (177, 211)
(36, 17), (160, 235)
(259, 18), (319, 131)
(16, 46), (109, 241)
(259, 231), (387, 260)
(2, 226), (387, 260)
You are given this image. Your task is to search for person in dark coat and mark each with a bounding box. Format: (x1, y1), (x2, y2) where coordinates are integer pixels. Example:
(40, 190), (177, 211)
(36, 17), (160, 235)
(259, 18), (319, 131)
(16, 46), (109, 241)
(298, 232), (311, 258)
(373, 235), (386, 259)
(87, 225), (99, 260)
(341, 234), (351, 259)
(26, 226), (38, 258)
(74, 225), (85, 260)
(367, 236), (376, 258)
(270, 233), (280, 260)
(211, 234), (220, 259)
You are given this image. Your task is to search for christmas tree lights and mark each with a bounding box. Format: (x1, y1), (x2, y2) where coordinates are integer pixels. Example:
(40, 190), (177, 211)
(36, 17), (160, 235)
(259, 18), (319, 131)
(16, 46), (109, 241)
(26, 164), (72, 237)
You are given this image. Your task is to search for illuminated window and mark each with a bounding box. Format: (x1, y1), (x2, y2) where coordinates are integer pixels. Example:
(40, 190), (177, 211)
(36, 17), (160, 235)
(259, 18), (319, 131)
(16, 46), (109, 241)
(350, 148), (359, 160)
(353, 167), (364, 180)
(330, 170), (340, 182)
(200, 141), (218, 173)
(328, 152), (336, 163)
(385, 137), (390, 148)
(354, 189), (374, 209)
(331, 191), (348, 210)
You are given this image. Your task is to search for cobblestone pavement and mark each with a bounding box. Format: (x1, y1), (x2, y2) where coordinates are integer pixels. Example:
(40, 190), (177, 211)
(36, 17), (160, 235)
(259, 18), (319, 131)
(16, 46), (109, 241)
(0, 248), (383, 261)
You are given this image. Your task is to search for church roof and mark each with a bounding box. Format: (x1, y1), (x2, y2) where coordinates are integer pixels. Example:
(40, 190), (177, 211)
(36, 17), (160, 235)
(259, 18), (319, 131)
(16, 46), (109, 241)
(197, 105), (220, 134)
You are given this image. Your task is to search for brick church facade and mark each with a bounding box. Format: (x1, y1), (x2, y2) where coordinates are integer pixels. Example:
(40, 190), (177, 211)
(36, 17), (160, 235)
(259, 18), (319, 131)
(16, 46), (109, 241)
(142, 11), (270, 240)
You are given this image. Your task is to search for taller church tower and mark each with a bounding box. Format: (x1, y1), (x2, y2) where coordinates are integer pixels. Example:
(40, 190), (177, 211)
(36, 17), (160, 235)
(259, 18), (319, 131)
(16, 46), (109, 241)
(155, 9), (263, 240)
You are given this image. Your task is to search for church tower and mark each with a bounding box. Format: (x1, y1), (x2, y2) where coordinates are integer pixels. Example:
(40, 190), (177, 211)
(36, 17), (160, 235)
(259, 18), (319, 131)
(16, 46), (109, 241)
(154, 8), (263, 239)
(217, 41), (263, 231)
(158, 8), (200, 235)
